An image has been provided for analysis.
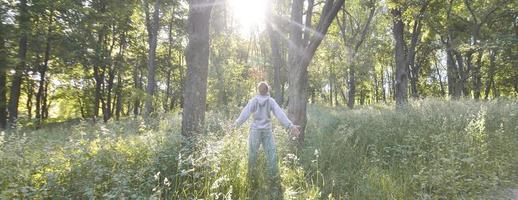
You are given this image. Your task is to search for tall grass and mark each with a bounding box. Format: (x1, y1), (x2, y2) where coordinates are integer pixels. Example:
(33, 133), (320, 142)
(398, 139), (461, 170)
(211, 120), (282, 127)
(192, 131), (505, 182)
(1, 99), (517, 199)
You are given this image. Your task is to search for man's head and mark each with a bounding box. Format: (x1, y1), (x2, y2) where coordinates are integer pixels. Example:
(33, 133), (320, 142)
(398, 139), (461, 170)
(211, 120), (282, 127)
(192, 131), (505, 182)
(257, 82), (269, 95)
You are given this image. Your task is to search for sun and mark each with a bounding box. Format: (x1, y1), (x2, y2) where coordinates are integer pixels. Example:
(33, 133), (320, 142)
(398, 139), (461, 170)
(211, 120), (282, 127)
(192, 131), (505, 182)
(227, 0), (267, 36)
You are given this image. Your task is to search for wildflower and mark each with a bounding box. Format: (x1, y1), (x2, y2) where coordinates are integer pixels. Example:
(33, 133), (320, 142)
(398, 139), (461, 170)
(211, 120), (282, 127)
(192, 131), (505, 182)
(154, 171), (160, 180)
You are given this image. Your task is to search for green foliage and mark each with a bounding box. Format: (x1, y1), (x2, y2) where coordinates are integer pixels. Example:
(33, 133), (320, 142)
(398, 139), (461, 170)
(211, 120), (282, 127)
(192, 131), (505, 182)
(1, 99), (517, 199)
(303, 99), (518, 199)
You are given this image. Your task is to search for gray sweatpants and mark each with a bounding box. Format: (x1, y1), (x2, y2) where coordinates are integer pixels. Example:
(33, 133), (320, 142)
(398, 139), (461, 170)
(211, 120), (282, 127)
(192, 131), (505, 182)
(248, 128), (279, 178)
(248, 128), (282, 199)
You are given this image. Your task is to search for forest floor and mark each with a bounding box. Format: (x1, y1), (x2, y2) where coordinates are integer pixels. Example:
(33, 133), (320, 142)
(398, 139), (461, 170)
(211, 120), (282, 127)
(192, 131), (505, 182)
(1, 99), (517, 199)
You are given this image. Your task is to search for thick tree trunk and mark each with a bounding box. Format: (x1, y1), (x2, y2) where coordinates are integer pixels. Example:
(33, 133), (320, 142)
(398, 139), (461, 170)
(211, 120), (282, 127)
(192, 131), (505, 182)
(392, 8), (408, 107)
(143, 0), (161, 116)
(287, 0), (305, 140)
(446, 48), (461, 99)
(8, 0), (29, 126)
(181, 0), (214, 137)
(288, 0), (345, 143)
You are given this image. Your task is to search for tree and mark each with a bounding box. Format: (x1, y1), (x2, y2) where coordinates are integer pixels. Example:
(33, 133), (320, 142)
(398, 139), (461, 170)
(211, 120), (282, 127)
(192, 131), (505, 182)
(267, 0), (284, 105)
(389, 0), (429, 106)
(143, 0), (161, 116)
(463, 0), (509, 99)
(336, 0), (377, 108)
(181, 0), (215, 137)
(35, 3), (54, 122)
(8, 0), (29, 127)
(287, 0), (345, 142)
(0, 12), (6, 129)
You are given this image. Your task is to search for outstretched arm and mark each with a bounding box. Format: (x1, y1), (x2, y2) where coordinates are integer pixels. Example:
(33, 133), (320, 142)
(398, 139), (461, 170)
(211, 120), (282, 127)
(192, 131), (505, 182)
(233, 98), (256, 127)
(270, 99), (293, 129)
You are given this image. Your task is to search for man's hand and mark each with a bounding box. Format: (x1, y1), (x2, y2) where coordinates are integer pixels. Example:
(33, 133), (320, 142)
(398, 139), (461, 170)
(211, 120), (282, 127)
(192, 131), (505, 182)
(290, 125), (300, 139)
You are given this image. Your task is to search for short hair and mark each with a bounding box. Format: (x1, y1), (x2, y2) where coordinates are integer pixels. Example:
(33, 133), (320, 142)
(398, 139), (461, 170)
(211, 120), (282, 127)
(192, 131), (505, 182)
(257, 82), (269, 95)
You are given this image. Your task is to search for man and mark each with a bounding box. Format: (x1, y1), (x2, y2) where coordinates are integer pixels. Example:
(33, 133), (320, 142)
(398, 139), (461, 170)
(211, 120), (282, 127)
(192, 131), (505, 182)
(232, 82), (300, 199)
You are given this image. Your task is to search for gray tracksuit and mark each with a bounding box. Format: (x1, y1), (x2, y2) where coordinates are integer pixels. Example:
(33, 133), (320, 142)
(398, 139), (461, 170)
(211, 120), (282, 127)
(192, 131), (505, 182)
(234, 95), (291, 199)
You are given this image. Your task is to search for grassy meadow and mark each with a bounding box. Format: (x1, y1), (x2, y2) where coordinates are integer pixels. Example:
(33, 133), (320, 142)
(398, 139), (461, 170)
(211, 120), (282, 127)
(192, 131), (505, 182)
(1, 99), (517, 199)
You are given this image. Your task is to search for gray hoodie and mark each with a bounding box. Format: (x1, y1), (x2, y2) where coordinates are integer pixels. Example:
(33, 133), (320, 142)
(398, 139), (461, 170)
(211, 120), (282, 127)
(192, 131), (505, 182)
(234, 95), (293, 130)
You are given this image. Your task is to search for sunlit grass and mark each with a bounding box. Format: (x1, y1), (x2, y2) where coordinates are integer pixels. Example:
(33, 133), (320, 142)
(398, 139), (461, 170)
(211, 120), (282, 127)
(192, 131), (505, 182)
(1, 99), (517, 199)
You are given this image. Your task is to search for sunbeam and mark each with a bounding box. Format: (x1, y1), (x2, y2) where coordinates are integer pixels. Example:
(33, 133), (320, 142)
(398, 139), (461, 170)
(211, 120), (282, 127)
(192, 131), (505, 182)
(227, 0), (267, 36)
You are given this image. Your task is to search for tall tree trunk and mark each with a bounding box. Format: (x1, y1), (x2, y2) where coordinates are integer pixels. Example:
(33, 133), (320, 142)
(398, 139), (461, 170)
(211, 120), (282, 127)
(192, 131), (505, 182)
(0, 67), (5, 130)
(287, 0), (305, 140)
(93, 65), (103, 122)
(266, 0), (284, 105)
(115, 73), (123, 120)
(133, 61), (141, 116)
(182, 0), (215, 137)
(446, 48), (461, 99)
(329, 65), (334, 106)
(288, 0), (345, 143)
(104, 67), (115, 122)
(43, 80), (50, 119)
(93, 26), (106, 122)
(381, 65), (387, 102)
(8, 0), (29, 127)
(408, 20), (421, 98)
(373, 72), (379, 102)
(143, 0), (161, 116)
(36, 11), (53, 122)
(407, 1), (428, 98)
(164, 7), (175, 112)
(391, 8), (408, 107)
(0, 19), (7, 129)
(164, 69), (171, 111)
